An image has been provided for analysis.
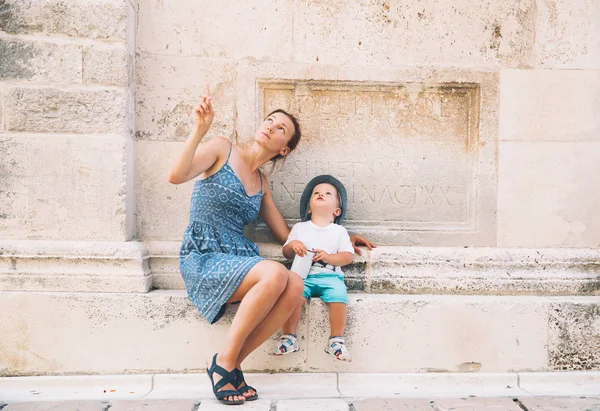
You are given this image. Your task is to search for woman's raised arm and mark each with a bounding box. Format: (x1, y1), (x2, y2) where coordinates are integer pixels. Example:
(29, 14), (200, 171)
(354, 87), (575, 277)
(168, 84), (223, 184)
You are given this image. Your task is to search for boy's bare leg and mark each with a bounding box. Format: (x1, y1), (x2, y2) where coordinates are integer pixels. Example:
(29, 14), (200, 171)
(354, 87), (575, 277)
(282, 297), (307, 335)
(328, 302), (347, 336)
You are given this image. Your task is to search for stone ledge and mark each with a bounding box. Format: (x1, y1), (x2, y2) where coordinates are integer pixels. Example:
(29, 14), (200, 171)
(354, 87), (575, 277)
(147, 241), (600, 295)
(0, 240), (151, 292)
(1, 291), (599, 375)
(1, 372), (600, 402)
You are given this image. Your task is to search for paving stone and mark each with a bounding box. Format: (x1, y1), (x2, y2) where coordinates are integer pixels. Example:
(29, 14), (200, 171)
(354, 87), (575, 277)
(3, 401), (109, 410)
(518, 397), (600, 411)
(352, 398), (433, 410)
(277, 399), (349, 411)
(110, 399), (196, 410)
(434, 397), (522, 410)
(197, 399), (271, 410)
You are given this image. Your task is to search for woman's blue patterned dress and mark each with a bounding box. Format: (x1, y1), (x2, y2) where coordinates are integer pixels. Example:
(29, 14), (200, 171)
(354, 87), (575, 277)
(180, 144), (264, 324)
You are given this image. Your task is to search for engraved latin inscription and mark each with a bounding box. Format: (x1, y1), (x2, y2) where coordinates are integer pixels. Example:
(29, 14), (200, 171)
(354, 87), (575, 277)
(261, 82), (479, 228)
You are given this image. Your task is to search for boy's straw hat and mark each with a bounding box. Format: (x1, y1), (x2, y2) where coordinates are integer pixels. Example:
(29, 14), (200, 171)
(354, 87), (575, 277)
(300, 174), (348, 225)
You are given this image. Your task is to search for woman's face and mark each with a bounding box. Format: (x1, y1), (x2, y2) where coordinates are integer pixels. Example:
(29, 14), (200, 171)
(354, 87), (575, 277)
(254, 112), (296, 157)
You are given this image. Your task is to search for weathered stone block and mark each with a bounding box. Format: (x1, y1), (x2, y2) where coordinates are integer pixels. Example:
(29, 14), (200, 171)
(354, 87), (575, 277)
(136, 0), (293, 59)
(83, 44), (127, 86)
(244, 71), (498, 246)
(534, 0), (600, 68)
(0, 134), (127, 241)
(0, 240), (151, 292)
(338, 372), (521, 397)
(276, 399), (349, 411)
(0, 0), (127, 40)
(498, 142), (600, 247)
(352, 399), (434, 411)
(199, 400), (271, 410)
(549, 302), (600, 371)
(306, 296), (548, 372)
(111, 400), (197, 411)
(146, 241), (600, 296)
(518, 372), (600, 396)
(0, 86), (5, 131)
(0, 375), (152, 401)
(135, 141), (194, 240)
(293, 0), (534, 67)
(7, 87), (126, 133)
(519, 397), (600, 411)
(434, 398), (522, 411)
(135, 55), (236, 141)
(3, 401), (109, 411)
(500, 70), (600, 142)
(0, 38), (82, 83)
(2, 292), (598, 375)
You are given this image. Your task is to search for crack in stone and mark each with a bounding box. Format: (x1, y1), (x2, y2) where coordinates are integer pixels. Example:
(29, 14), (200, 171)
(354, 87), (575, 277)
(513, 398), (529, 411)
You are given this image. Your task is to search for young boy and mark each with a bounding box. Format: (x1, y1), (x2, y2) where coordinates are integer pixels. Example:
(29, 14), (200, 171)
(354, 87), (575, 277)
(271, 175), (354, 361)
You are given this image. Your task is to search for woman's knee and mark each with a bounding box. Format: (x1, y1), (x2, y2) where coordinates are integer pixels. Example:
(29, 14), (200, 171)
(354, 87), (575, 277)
(259, 261), (289, 291)
(285, 271), (305, 300)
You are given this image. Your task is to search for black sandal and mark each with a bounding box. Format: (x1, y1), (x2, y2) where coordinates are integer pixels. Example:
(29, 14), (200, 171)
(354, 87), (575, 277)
(234, 368), (259, 401)
(206, 354), (245, 405)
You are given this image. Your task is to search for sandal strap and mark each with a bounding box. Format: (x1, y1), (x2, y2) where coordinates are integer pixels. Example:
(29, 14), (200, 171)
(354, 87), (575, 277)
(208, 354), (241, 394)
(234, 368), (257, 395)
(238, 384), (257, 394)
(213, 369), (237, 392)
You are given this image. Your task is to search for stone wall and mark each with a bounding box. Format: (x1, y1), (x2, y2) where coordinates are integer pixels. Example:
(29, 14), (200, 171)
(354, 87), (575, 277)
(0, 0), (598, 247)
(133, 0), (600, 247)
(0, 0), (135, 241)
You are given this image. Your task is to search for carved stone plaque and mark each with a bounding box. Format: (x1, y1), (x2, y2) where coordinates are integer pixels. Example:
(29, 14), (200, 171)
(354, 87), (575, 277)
(256, 80), (493, 246)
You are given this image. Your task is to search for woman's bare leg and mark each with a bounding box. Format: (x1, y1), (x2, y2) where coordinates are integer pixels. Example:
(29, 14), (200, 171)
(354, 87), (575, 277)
(236, 271), (305, 365)
(212, 260), (290, 402)
(282, 298), (306, 335)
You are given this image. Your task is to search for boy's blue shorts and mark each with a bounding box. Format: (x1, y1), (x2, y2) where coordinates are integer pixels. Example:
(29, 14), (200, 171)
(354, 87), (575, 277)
(303, 273), (347, 304)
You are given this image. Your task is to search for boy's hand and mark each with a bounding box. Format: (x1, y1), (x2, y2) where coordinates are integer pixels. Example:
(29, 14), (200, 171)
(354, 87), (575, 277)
(311, 249), (330, 264)
(289, 240), (308, 257)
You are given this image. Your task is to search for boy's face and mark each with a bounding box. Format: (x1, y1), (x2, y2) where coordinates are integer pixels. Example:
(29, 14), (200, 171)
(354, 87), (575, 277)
(308, 183), (342, 221)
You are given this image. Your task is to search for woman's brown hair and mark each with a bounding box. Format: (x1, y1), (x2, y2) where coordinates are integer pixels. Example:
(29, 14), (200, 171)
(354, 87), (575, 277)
(266, 109), (302, 166)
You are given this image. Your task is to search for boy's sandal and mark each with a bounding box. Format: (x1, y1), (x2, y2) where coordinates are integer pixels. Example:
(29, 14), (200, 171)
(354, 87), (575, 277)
(269, 333), (299, 356)
(326, 337), (352, 362)
(206, 354), (245, 405)
(234, 368), (259, 401)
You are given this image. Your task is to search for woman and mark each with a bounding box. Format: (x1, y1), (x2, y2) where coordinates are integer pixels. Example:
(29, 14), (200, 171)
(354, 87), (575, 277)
(168, 85), (375, 405)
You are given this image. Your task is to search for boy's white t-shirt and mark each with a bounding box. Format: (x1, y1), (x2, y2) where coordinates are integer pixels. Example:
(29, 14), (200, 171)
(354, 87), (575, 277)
(284, 221), (354, 276)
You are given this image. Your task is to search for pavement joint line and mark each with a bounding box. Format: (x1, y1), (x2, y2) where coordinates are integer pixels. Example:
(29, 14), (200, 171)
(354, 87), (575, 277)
(513, 398), (529, 411)
(335, 372), (344, 399)
(430, 400), (442, 411)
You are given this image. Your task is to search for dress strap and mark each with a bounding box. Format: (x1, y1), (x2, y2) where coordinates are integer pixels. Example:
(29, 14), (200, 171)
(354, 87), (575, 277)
(225, 140), (233, 163)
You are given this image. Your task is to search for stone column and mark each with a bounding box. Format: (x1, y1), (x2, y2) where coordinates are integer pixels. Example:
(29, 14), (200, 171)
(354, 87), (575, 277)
(0, 0), (149, 292)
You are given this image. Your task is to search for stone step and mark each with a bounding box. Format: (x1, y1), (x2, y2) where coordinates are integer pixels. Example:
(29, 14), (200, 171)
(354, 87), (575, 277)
(1, 290), (598, 376)
(3, 240), (599, 296)
(148, 241), (600, 295)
